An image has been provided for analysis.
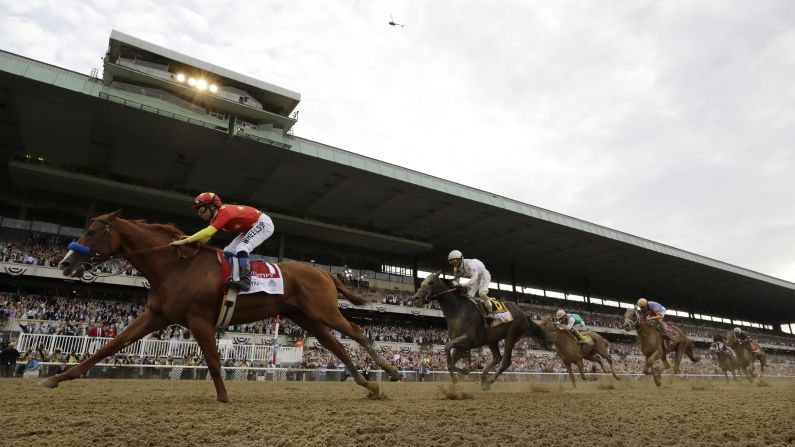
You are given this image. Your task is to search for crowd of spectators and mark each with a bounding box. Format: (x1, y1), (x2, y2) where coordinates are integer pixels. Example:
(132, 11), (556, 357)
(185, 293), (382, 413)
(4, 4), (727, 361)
(0, 239), (140, 276)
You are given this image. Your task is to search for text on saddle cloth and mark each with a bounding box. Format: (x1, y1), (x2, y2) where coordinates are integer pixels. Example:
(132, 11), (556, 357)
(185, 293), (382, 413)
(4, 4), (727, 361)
(218, 251), (284, 295)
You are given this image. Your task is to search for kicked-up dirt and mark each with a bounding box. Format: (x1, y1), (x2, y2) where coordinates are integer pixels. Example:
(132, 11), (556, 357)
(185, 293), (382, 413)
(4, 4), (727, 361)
(0, 377), (793, 446)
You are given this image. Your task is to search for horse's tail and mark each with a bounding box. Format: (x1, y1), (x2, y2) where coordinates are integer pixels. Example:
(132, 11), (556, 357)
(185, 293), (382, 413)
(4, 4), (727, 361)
(324, 271), (367, 305)
(686, 339), (701, 363)
(526, 314), (554, 350)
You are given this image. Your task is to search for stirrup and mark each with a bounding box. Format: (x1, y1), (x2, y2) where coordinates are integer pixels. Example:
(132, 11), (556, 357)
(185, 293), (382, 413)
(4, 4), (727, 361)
(226, 277), (251, 291)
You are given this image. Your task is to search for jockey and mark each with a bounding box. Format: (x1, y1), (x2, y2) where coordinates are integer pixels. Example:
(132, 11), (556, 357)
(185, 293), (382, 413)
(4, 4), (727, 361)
(447, 250), (495, 320)
(170, 192), (274, 291)
(712, 334), (736, 360)
(555, 310), (588, 344)
(636, 298), (671, 341)
(733, 327), (753, 349)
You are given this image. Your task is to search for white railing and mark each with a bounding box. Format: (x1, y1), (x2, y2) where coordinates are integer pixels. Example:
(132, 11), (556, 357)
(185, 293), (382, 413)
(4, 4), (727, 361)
(16, 333), (303, 364)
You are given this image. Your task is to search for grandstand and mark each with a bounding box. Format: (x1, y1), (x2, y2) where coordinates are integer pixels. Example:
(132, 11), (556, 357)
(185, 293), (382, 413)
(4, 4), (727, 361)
(1, 31), (794, 380)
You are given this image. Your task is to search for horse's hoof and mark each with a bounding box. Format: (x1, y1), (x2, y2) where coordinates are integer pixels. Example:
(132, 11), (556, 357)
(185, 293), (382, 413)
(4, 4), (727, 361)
(481, 383), (491, 391)
(38, 378), (58, 389)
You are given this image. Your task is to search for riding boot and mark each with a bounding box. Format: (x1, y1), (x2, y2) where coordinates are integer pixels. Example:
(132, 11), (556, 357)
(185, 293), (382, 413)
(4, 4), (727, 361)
(227, 253), (251, 291)
(481, 298), (497, 321)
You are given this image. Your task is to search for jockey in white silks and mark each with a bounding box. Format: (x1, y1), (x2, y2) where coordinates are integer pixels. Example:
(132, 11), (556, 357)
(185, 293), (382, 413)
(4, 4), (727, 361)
(447, 250), (496, 319)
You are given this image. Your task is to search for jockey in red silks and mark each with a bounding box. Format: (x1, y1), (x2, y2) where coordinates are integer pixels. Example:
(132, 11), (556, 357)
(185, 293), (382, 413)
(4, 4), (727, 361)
(170, 192), (274, 291)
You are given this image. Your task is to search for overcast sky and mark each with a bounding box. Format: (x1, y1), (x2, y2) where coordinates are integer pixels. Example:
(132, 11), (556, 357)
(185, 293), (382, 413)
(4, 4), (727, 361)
(2, 0), (794, 282)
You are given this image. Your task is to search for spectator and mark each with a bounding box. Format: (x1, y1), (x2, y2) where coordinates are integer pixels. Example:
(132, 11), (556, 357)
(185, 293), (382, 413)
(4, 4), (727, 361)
(21, 353), (41, 378)
(0, 342), (20, 377)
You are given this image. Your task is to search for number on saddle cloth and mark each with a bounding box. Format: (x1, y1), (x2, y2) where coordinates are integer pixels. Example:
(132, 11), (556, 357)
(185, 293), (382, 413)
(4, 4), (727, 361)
(489, 298), (507, 313)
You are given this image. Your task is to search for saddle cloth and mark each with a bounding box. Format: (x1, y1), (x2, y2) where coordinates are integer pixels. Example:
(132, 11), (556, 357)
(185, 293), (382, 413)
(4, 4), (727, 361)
(487, 298), (513, 327)
(750, 342), (761, 353)
(218, 251), (284, 295)
(578, 331), (592, 343)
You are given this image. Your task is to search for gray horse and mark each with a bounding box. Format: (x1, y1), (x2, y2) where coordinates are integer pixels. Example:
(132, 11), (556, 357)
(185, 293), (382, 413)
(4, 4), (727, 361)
(412, 271), (550, 390)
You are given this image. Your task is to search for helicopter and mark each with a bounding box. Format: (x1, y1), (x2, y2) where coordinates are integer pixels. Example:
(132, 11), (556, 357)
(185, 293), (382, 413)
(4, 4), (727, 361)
(388, 13), (404, 28)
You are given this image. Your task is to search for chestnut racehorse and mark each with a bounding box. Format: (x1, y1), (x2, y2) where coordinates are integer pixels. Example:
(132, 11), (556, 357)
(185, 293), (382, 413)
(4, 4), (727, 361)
(39, 211), (400, 401)
(622, 307), (700, 386)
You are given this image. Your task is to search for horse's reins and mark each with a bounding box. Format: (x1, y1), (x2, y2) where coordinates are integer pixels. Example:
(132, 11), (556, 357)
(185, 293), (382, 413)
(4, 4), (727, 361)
(428, 287), (459, 300)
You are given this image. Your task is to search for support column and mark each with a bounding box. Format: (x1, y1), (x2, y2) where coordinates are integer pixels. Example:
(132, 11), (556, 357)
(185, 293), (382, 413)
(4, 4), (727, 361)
(510, 263), (517, 301)
(84, 201), (96, 229)
(584, 277), (592, 311)
(412, 257), (419, 291)
(278, 233), (286, 263)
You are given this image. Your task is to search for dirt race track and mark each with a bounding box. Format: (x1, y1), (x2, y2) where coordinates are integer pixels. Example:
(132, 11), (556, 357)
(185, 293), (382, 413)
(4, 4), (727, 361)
(1, 377), (793, 447)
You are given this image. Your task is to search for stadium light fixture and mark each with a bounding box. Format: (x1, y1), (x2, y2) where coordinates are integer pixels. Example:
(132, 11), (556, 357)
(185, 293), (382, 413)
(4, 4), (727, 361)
(188, 77), (196, 86)
(196, 79), (207, 91)
(209, 84), (218, 93)
(176, 73), (186, 82)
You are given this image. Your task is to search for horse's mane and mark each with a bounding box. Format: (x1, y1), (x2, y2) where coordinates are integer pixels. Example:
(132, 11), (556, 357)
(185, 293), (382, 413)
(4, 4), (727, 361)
(129, 220), (185, 239)
(439, 276), (454, 287)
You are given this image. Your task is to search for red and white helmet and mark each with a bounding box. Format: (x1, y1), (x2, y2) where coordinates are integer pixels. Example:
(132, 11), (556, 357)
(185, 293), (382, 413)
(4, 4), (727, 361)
(556, 309), (567, 319)
(192, 192), (222, 210)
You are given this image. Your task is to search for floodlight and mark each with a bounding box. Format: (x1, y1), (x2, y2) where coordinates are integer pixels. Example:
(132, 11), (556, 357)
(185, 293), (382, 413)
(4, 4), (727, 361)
(209, 84), (218, 93)
(188, 77), (196, 86)
(176, 73), (186, 82)
(196, 79), (207, 90)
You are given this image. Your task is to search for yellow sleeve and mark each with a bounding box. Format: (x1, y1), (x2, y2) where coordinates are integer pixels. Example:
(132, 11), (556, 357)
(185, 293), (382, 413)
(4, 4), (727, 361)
(184, 226), (218, 243)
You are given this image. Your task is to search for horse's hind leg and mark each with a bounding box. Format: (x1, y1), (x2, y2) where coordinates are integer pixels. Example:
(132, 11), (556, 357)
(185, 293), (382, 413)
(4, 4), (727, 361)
(484, 336), (517, 389)
(294, 315), (379, 396)
(40, 309), (167, 388)
(480, 344), (502, 390)
(324, 313), (400, 381)
(189, 317), (230, 402)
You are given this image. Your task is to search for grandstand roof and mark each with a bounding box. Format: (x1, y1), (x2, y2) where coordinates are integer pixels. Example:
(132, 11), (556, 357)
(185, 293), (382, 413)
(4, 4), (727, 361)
(1, 47), (794, 327)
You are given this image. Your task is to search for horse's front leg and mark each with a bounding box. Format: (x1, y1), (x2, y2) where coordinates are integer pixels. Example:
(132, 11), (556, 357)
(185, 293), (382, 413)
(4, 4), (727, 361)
(189, 316), (229, 402)
(445, 335), (471, 378)
(40, 309), (168, 388)
(479, 344), (502, 389)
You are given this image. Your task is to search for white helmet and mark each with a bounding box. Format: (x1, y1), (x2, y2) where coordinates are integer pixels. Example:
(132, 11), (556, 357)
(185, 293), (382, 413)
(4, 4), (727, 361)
(447, 250), (463, 261)
(636, 298), (648, 308)
(733, 327), (741, 334)
(556, 309), (567, 319)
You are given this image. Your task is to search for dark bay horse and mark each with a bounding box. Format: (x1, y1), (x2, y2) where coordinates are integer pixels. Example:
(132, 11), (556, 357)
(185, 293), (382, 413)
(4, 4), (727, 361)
(726, 332), (766, 381)
(412, 272), (550, 390)
(708, 341), (741, 383)
(40, 211), (400, 401)
(539, 318), (619, 387)
(622, 307), (700, 386)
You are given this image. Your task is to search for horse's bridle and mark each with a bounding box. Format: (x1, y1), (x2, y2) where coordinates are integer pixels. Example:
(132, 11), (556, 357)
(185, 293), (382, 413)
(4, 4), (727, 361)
(68, 217), (116, 265)
(624, 309), (640, 329)
(67, 217), (188, 276)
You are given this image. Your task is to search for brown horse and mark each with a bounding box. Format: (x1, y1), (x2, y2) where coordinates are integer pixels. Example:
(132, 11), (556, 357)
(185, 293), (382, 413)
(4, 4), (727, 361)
(726, 332), (766, 381)
(539, 318), (619, 387)
(708, 341), (742, 383)
(622, 307), (700, 386)
(39, 211), (401, 401)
